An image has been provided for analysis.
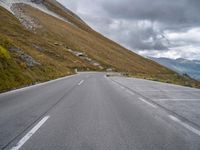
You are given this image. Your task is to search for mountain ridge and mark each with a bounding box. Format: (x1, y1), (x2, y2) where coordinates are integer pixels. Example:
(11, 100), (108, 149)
(150, 57), (200, 81)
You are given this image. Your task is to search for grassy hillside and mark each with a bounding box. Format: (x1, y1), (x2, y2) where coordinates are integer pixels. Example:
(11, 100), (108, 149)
(0, 6), (95, 92)
(0, 3), (200, 92)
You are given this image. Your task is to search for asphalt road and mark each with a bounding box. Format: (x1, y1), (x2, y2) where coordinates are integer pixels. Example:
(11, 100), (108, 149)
(0, 72), (200, 150)
(110, 76), (200, 127)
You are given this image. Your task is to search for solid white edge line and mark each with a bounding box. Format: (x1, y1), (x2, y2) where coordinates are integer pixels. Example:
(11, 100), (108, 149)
(120, 86), (125, 89)
(110, 80), (155, 108)
(155, 99), (200, 101)
(10, 116), (50, 150)
(139, 97), (157, 108)
(126, 90), (135, 95)
(0, 74), (78, 97)
(110, 80), (135, 95)
(169, 115), (200, 136)
(111, 81), (117, 85)
(78, 80), (84, 85)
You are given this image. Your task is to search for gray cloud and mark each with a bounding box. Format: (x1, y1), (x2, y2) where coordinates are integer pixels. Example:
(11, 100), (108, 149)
(103, 0), (200, 27)
(58, 0), (200, 60)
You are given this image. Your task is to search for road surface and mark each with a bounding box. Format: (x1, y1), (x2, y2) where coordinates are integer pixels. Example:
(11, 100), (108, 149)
(0, 72), (200, 150)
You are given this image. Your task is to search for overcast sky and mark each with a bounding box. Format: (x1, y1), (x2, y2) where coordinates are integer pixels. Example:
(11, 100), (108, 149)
(57, 0), (200, 60)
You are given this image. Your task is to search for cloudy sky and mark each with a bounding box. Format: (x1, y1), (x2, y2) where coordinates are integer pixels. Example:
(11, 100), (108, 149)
(58, 0), (200, 60)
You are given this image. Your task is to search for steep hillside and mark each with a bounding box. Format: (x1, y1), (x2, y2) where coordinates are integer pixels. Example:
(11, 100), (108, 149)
(0, 0), (200, 92)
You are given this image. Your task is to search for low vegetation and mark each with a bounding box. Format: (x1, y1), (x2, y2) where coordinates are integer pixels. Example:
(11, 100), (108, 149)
(0, 45), (11, 59)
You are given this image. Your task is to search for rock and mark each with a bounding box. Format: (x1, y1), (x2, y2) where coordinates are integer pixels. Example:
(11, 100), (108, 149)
(8, 47), (21, 52)
(54, 42), (60, 46)
(106, 68), (113, 72)
(8, 46), (40, 67)
(75, 52), (85, 57)
(93, 62), (100, 66)
(32, 44), (45, 52)
(19, 53), (40, 67)
(66, 48), (104, 69)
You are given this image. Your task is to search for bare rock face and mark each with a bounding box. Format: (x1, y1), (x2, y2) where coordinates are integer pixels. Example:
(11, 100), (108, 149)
(11, 3), (42, 31)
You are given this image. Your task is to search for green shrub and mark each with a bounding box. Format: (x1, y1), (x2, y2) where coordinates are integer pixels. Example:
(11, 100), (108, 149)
(0, 45), (10, 59)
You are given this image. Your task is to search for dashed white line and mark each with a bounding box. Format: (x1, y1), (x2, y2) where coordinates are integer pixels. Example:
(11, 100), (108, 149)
(139, 97), (157, 108)
(10, 116), (50, 150)
(169, 115), (200, 136)
(78, 80), (84, 85)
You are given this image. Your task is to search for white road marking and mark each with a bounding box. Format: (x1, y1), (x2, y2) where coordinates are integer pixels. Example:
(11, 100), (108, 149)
(154, 99), (200, 101)
(10, 116), (50, 150)
(109, 80), (135, 96)
(78, 80), (84, 85)
(111, 81), (117, 85)
(120, 86), (125, 89)
(136, 90), (199, 92)
(0, 74), (77, 97)
(126, 90), (135, 95)
(110, 80), (135, 95)
(113, 82), (119, 87)
(139, 98), (157, 108)
(169, 115), (200, 136)
(110, 80), (122, 87)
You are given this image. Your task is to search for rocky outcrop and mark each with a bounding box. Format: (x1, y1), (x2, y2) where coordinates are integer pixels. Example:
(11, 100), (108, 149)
(0, 0), (70, 28)
(67, 48), (104, 70)
(32, 44), (45, 52)
(20, 53), (40, 67)
(11, 3), (42, 31)
(9, 47), (40, 67)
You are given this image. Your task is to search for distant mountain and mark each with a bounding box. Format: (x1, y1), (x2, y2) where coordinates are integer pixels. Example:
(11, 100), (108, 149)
(150, 57), (200, 81)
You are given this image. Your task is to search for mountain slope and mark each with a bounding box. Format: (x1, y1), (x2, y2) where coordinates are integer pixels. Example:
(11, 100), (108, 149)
(151, 57), (200, 81)
(0, 0), (200, 91)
